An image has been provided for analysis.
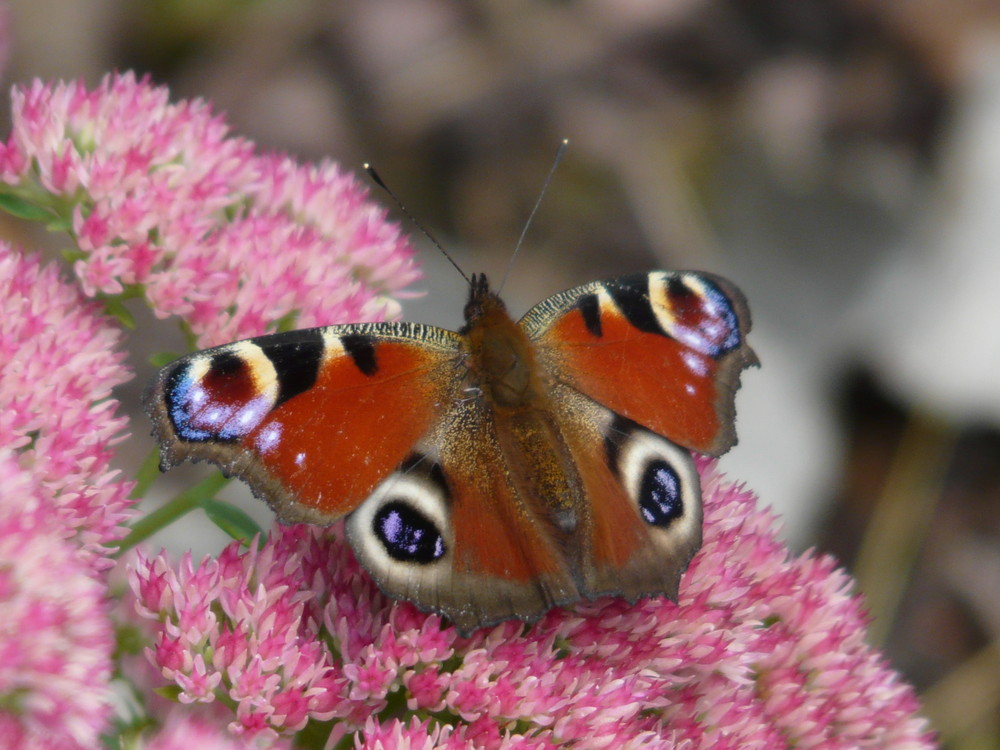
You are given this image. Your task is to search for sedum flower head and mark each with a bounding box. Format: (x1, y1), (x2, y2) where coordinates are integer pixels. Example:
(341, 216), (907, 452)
(132, 463), (935, 748)
(0, 246), (133, 571)
(1, 72), (418, 346)
(0, 74), (420, 747)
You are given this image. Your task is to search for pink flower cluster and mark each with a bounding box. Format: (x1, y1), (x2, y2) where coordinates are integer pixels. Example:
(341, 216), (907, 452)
(0, 248), (132, 569)
(0, 72), (418, 346)
(132, 533), (343, 741)
(0, 249), (125, 747)
(132, 464), (936, 748)
(0, 74), (420, 748)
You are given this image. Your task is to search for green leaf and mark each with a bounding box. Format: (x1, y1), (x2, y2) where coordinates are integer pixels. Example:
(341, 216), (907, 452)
(114, 472), (230, 555)
(101, 296), (137, 328)
(153, 685), (183, 702)
(149, 351), (182, 368)
(45, 215), (73, 233)
(119, 282), (146, 300)
(0, 192), (52, 221)
(202, 498), (264, 543)
(113, 622), (148, 659)
(271, 308), (300, 333)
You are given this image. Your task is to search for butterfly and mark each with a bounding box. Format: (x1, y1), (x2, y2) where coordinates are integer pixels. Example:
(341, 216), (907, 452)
(144, 270), (755, 634)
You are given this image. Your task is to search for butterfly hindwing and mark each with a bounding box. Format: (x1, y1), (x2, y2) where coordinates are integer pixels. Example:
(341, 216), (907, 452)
(344, 418), (581, 633)
(522, 271), (756, 456)
(342, 382), (703, 633)
(144, 323), (464, 525)
(550, 383), (703, 602)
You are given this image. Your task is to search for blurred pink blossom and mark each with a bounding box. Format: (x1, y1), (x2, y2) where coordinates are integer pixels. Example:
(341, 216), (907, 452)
(0, 248), (125, 747)
(0, 73), (421, 747)
(132, 463), (935, 748)
(142, 712), (292, 750)
(0, 451), (114, 749)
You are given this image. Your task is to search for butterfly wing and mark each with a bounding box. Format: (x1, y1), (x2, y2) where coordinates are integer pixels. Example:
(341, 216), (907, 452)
(144, 323), (466, 525)
(342, 403), (581, 634)
(518, 271), (754, 605)
(145, 321), (581, 632)
(521, 271), (756, 456)
(552, 382), (704, 602)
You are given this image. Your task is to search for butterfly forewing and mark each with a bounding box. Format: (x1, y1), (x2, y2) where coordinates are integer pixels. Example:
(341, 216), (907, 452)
(522, 271), (756, 456)
(144, 322), (465, 525)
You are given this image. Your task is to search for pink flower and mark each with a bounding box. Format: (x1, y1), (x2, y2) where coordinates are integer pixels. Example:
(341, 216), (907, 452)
(2, 73), (418, 347)
(0, 451), (114, 749)
(131, 532), (346, 741)
(131, 465), (935, 748)
(142, 711), (292, 750)
(354, 716), (458, 749)
(0, 246), (133, 571)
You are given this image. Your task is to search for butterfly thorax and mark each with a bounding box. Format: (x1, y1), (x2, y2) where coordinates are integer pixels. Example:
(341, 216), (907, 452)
(461, 275), (545, 410)
(461, 275), (581, 533)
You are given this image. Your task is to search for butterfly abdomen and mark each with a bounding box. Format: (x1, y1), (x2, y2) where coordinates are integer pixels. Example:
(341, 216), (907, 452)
(460, 286), (585, 536)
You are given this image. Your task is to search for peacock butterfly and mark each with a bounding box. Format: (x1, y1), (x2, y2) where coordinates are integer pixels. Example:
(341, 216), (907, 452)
(144, 269), (756, 634)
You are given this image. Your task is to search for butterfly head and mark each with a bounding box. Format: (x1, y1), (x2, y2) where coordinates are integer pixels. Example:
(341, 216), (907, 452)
(462, 273), (508, 330)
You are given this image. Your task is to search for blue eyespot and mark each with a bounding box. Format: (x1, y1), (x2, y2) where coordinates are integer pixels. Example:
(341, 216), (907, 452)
(374, 502), (446, 563)
(166, 367), (215, 441)
(639, 460), (683, 527)
(700, 281), (741, 354)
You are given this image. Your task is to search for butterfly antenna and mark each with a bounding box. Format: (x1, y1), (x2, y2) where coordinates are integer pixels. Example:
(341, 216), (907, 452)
(364, 163), (471, 285)
(497, 138), (569, 295)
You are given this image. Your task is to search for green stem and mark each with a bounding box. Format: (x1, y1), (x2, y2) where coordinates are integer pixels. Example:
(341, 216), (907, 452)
(853, 410), (952, 646)
(130, 448), (163, 499)
(114, 473), (230, 555)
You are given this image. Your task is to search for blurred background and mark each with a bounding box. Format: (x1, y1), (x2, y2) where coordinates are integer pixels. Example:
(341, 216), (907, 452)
(3, 1), (999, 746)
